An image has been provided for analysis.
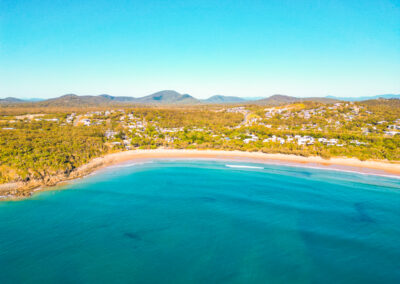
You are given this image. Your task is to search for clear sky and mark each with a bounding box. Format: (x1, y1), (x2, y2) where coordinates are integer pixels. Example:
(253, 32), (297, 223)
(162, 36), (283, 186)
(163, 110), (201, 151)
(0, 0), (399, 99)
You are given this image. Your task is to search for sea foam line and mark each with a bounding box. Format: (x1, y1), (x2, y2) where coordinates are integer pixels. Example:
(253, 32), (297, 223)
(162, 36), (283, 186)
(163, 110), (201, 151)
(109, 161), (151, 169)
(226, 164), (264, 169)
(226, 161), (400, 180)
(261, 162), (400, 180)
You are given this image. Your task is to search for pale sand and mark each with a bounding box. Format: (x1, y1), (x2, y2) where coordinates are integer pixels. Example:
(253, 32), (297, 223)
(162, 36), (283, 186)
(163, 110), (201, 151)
(86, 149), (400, 177)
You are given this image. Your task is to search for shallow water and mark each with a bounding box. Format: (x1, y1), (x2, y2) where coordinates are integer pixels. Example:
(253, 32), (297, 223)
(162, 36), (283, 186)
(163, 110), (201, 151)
(0, 160), (399, 283)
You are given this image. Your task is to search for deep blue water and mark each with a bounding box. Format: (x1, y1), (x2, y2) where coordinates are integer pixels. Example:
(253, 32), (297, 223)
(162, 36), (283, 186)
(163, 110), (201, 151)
(0, 160), (400, 283)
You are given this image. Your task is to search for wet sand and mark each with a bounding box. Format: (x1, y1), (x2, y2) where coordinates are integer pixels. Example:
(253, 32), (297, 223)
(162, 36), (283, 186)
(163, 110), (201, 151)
(91, 149), (400, 177)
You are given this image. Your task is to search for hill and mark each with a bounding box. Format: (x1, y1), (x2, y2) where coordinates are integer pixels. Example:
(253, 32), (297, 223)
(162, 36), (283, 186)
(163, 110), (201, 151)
(0, 97), (25, 104)
(98, 94), (137, 102)
(36, 94), (113, 107)
(254, 95), (300, 105)
(326, 94), (400, 101)
(253, 95), (337, 106)
(23, 91), (199, 107)
(6, 92), (397, 108)
(202, 95), (246, 104)
(137, 90), (199, 104)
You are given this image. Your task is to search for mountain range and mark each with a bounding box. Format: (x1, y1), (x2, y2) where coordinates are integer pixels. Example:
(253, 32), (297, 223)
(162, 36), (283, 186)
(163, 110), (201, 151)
(252, 94), (338, 105)
(326, 94), (400, 101)
(1, 91), (399, 106)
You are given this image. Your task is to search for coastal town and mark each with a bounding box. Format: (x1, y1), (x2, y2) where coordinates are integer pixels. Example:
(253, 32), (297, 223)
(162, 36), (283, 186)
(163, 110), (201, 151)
(0, 98), (399, 191)
(2, 101), (399, 149)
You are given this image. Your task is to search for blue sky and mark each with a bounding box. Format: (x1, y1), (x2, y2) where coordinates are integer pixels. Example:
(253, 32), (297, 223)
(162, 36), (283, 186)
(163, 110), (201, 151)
(0, 0), (399, 99)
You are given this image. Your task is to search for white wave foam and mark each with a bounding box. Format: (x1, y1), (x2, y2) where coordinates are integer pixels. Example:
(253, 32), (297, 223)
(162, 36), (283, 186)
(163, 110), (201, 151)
(264, 162), (400, 180)
(225, 162), (400, 180)
(109, 161), (151, 169)
(226, 164), (264, 169)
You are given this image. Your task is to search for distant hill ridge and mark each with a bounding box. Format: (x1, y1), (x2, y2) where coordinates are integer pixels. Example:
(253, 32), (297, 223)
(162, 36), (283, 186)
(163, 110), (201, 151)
(202, 95), (245, 103)
(253, 94), (338, 105)
(1, 91), (399, 106)
(326, 94), (400, 101)
(0, 97), (24, 103)
(136, 90), (198, 104)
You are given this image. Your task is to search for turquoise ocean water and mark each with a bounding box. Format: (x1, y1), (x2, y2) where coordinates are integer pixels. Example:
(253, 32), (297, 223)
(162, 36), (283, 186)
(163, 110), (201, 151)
(0, 160), (399, 283)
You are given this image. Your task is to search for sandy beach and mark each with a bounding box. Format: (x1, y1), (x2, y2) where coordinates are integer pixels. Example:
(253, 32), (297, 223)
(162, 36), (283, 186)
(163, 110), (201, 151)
(1, 149), (400, 200)
(90, 149), (400, 177)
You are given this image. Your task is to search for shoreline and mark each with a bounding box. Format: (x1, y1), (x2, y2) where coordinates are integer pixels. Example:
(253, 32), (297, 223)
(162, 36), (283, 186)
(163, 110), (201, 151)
(1, 149), (400, 200)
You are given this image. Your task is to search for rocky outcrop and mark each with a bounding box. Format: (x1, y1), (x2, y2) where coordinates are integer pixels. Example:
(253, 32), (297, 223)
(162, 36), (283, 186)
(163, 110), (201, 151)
(0, 156), (107, 200)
